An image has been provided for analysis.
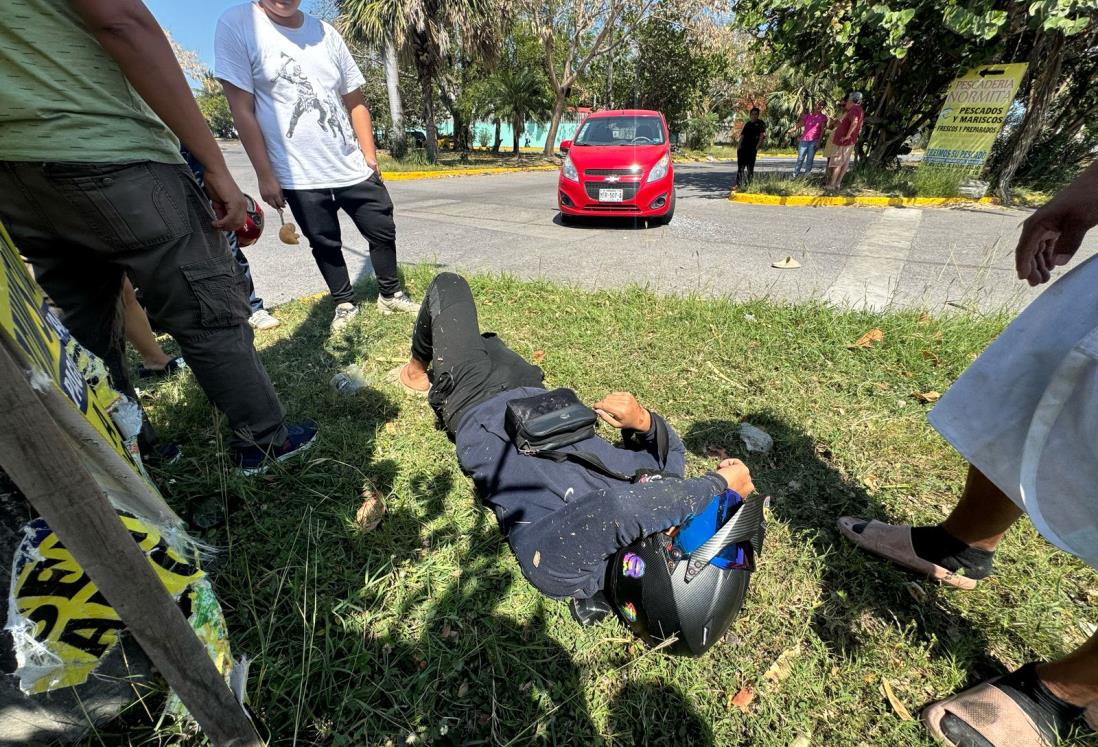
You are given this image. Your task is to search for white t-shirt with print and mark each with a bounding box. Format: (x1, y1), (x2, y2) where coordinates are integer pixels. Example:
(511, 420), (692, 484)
(214, 3), (372, 190)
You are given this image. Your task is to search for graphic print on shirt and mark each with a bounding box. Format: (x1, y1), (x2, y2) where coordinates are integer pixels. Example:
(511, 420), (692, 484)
(273, 52), (349, 145)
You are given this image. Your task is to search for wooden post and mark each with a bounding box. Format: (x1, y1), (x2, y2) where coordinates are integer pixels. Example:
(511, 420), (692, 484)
(0, 341), (263, 747)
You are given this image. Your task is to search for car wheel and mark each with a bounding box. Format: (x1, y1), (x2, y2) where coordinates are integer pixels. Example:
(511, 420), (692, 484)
(651, 189), (676, 226)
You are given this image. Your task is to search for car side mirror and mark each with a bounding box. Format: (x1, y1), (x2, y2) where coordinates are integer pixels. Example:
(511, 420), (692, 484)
(560, 140), (572, 154)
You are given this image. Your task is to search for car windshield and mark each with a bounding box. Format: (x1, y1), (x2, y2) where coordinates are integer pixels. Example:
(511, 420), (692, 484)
(574, 116), (665, 146)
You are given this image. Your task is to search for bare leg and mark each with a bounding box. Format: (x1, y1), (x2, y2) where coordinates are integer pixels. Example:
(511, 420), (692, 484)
(1039, 632), (1098, 716)
(941, 466), (1024, 551)
(122, 278), (172, 370)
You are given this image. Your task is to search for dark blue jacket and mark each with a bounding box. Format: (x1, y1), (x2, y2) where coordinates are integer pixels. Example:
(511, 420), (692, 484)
(455, 387), (728, 598)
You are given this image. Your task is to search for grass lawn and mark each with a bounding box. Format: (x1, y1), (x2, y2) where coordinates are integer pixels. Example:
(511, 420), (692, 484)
(377, 149), (557, 173)
(108, 270), (1096, 746)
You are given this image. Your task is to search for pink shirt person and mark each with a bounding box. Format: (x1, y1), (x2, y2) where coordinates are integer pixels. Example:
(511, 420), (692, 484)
(799, 112), (827, 143)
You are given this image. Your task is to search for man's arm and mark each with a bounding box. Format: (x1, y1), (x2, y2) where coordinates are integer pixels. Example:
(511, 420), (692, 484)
(70, 0), (245, 229)
(343, 89), (380, 176)
(221, 82), (285, 208)
(1016, 160), (1098, 286)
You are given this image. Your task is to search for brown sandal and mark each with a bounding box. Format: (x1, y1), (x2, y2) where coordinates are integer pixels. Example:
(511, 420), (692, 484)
(387, 365), (429, 398)
(924, 679), (1054, 747)
(837, 517), (978, 590)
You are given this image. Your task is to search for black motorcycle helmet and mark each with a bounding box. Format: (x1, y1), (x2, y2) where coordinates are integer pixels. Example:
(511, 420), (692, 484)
(606, 492), (765, 656)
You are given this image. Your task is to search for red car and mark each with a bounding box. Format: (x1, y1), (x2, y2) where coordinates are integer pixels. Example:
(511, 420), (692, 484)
(557, 109), (675, 225)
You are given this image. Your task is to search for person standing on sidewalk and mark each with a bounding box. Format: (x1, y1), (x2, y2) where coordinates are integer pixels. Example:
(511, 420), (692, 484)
(0, 0), (316, 475)
(736, 107), (767, 189)
(825, 92), (865, 191)
(790, 102), (828, 178)
(215, 0), (420, 333)
(839, 161), (1098, 746)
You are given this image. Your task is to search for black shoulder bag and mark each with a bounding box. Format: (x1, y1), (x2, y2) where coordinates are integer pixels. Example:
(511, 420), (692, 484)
(504, 388), (669, 482)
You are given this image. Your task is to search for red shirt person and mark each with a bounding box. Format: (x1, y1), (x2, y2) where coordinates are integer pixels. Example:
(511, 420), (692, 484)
(826, 92), (865, 190)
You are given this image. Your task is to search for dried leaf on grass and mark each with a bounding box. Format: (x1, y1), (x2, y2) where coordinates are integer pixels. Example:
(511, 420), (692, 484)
(789, 735), (811, 747)
(532, 350), (546, 363)
(763, 645), (801, 685)
(912, 391), (941, 403)
(729, 685), (756, 713)
(355, 490), (386, 532)
(922, 349), (942, 365)
(882, 680), (914, 721)
(849, 328), (885, 349)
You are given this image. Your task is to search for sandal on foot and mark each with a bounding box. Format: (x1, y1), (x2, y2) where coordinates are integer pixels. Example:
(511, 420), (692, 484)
(387, 365), (429, 397)
(837, 517), (978, 590)
(137, 355), (186, 380)
(923, 667), (1090, 747)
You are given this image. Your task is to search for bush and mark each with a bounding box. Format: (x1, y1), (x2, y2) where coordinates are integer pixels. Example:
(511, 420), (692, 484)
(683, 112), (719, 150)
(198, 92), (235, 138)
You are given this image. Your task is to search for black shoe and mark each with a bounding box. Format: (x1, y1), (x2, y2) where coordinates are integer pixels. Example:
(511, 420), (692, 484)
(569, 592), (612, 627)
(234, 420), (319, 476)
(137, 356), (187, 380)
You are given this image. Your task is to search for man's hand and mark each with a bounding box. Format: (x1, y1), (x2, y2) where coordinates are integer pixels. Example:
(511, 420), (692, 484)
(594, 392), (651, 432)
(259, 175), (285, 209)
(366, 157), (383, 182)
(716, 458), (755, 497)
(202, 167), (247, 231)
(1015, 164), (1098, 286)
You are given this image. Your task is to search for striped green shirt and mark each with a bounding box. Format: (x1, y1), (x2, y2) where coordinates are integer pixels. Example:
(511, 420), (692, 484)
(0, 0), (182, 164)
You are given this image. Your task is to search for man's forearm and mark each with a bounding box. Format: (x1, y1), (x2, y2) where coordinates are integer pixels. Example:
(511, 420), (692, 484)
(228, 102), (279, 184)
(71, 0), (227, 174)
(344, 92), (378, 164)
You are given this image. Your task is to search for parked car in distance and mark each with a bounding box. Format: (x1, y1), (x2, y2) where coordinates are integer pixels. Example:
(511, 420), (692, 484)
(557, 109), (676, 226)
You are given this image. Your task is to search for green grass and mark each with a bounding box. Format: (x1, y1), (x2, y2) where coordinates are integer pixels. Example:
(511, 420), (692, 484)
(91, 271), (1097, 746)
(377, 149), (557, 173)
(742, 164), (976, 199)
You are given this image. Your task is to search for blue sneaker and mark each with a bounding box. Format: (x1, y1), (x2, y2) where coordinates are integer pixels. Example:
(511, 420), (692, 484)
(234, 421), (319, 476)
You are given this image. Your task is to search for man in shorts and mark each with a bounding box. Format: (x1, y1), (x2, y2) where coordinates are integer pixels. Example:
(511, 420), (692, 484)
(825, 92), (864, 191)
(839, 162), (1098, 746)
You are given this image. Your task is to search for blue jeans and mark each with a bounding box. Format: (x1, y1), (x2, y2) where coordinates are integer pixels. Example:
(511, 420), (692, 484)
(795, 140), (819, 177)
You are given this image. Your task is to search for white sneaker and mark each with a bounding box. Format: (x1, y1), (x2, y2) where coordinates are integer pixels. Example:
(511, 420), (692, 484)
(248, 309), (281, 330)
(331, 302), (359, 331)
(377, 291), (421, 315)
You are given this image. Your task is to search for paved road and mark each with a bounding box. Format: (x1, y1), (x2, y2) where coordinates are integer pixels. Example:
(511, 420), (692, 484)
(220, 143), (1097, 313)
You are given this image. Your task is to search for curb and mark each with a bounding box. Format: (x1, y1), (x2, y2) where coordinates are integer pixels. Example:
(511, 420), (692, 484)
(728, 192), (1000, 208)
(384, 165), (558, 181)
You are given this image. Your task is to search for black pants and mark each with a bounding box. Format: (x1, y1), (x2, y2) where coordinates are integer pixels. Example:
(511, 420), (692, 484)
(183, 148), (263, 313)
(284, 175), (400, 302)
(411, 273), (543, 434)
(0, 160), (288, 450)
(737, 148), (758, 186)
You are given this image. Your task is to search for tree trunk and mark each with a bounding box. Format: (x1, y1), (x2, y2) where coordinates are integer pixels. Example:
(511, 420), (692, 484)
(492, 118), (502, 153)
(995, 31), (1065, 204)
(512, 114), (522, 154)
(383, 37), (406, 159)
(543, 92), (567, 156)
(419, 71), (438, 163)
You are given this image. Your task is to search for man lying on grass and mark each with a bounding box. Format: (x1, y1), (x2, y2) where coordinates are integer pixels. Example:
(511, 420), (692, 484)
(396, 273), (764, 656)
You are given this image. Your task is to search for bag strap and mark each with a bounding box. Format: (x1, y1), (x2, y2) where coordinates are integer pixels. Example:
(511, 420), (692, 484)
(535, 448), (635, 482)
(531, 414), (674, 483)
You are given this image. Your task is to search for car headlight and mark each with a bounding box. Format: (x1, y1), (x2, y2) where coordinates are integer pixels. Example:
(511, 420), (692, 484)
(562, 155), (579, 182)
(647, 153), (670, 183)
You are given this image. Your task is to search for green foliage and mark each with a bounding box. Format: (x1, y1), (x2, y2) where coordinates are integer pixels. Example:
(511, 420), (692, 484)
(197, 92), (235, 138)
(683, 112), (720, 150)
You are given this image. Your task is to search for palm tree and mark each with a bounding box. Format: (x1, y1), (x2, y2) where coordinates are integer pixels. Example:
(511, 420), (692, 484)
(341, 0), (504, 163)
(766, 70), (839, 146)
(491, 66), (552, 154)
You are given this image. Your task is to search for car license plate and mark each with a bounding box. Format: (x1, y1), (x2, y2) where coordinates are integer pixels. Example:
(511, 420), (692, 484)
(599, 188), (624, 202)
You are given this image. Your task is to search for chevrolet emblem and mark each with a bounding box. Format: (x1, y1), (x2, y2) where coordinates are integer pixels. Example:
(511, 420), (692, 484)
(606, 176), (620, 183)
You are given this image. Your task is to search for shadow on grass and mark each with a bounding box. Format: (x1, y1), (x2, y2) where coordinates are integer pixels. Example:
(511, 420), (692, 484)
(684, 415), (999, 681)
